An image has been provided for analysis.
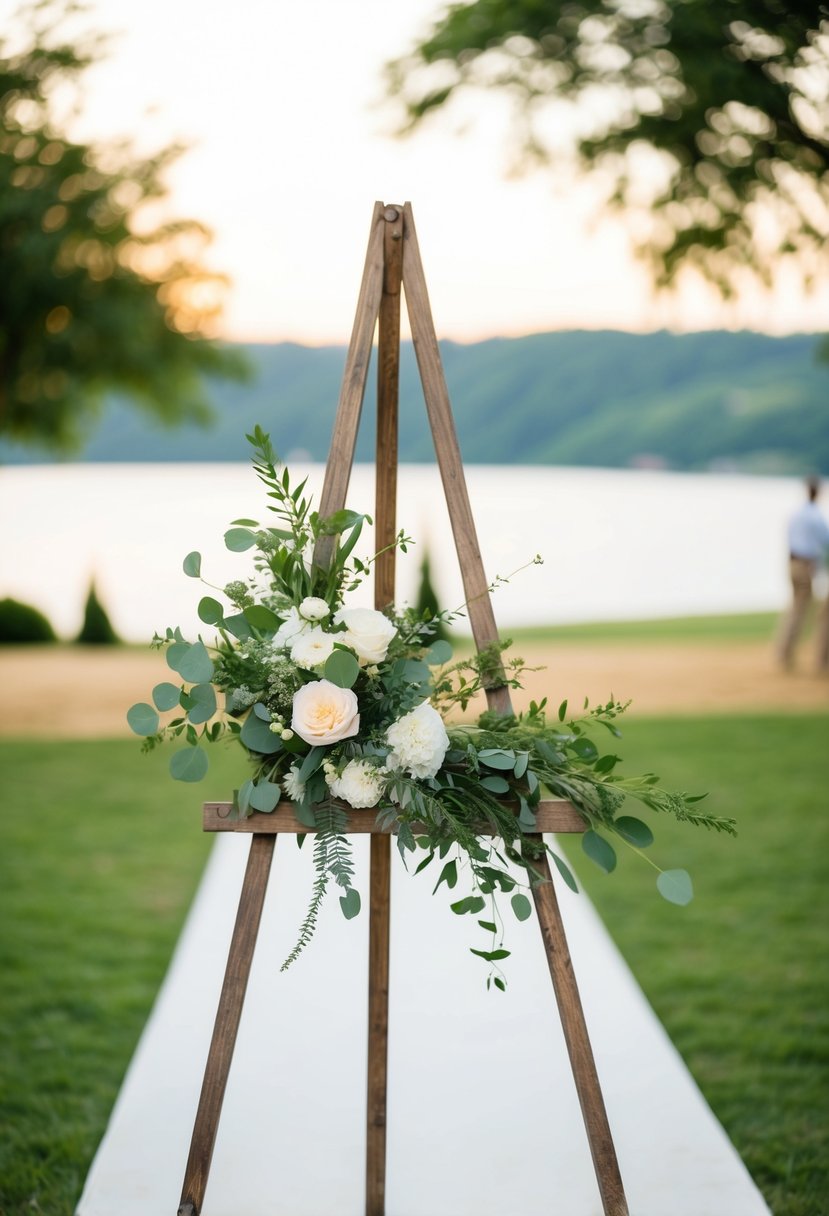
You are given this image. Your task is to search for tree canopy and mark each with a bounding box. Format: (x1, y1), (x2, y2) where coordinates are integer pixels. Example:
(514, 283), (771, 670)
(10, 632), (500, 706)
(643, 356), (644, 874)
(387, 0), (829, 298)
(0, 0), (247, 452)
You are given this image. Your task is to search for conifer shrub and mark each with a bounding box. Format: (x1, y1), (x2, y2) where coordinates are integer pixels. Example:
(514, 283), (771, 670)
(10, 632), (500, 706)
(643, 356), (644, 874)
(0, 597), (57, 643)
(76, 582), (120, 645)
(415, 552), (450, 641)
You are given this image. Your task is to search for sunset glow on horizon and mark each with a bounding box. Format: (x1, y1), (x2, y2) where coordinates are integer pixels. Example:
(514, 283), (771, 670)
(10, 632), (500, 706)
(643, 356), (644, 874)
(4, 0), (828, 346)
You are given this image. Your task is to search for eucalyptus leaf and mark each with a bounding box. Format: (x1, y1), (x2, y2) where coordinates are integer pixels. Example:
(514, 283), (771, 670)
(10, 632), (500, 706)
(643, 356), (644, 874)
(550, 850), (579, 893)
(657, 869), (694, 906)
(198, 596), (225, 625)
(615, 815), (655, 848)
(339, 888), (361, 920)
(244, 604), (279, 632)
(182, 551), (201, 578)
(324, 649), (360, 689)
(478, 749), (516, 770)
(582, 830), (617, 874)
(237, 779), (254, 816)
(480, 775), (510, 794)
(126, 702), (159, 736)
(186, 683), (217, 725)
(224, 613), (253, 641)
(152, 682), (180, 712)
(249, 781), (282, 812)
(240, 708), (282, 754)
(169, 747), (208, 783)
(177, 641), (214, 685)
(166, 641), (190, 674)
(425, 639), (453, 666)
(224, 527), (257, 552)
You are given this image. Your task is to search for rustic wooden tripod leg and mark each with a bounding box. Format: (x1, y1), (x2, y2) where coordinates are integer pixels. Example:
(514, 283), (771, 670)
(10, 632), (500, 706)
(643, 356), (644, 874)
(177, 833), (276, 1216)
(365, 833), (392, 1216)
(528, 844), (629, 1216)
(363, 204), (404, 1216)
(400, 202), (511, 716)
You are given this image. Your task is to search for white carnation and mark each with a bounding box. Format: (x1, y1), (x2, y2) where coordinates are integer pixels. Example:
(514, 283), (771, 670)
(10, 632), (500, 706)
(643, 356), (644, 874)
(299, 596), (330, 621)
(385, 701), (449, 780)
(329, 759), (386, 809)
(334, 606), (396, 665)
(273, 606), (309, 650)
(290, 627), (336, 670)
(283, 766), (306, 803)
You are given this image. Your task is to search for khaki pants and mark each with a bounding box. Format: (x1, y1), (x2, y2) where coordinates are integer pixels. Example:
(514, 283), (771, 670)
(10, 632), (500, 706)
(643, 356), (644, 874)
(773, 556), (811, 666)
(778, 557), (825, 667)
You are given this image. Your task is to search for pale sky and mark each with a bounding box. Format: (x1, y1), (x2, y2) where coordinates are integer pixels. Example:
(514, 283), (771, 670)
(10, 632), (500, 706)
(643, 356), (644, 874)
(6, 0), (829, 343)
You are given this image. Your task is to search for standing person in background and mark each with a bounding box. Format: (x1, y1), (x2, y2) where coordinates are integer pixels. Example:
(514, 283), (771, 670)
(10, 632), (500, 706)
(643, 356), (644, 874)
(778, 477), (829, 671)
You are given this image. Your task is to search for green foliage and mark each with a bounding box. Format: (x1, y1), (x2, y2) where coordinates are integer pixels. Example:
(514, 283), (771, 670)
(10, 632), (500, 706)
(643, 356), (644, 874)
(129, 429), (727, 982)
(75, 581), (119, 645)
(0, 0), (248, 452)
(3, 330), (822, 473)
(387, 0), (829, 299)
(0, 595), (56, 642)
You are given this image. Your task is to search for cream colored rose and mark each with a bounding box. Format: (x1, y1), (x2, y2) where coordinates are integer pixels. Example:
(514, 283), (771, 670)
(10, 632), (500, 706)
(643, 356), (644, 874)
(291, 679), (360, 746)
(290, 627), (336, 670)
(334, 606), (396, 664)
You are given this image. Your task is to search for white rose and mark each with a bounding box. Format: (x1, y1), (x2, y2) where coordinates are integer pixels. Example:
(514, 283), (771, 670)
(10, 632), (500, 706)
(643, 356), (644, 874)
(385, 701), (449, 780)
(334, 606), (397, 665)
(329, 759), (386, 809)
(291, 679), (360, 746)
(299, 596), (330, 621)
(290, 627), (336, 670)
(273, 606), (309, 650)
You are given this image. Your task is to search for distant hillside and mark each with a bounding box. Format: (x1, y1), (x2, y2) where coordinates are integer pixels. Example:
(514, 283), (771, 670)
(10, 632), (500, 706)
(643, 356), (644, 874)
(2, 330), (827, 473)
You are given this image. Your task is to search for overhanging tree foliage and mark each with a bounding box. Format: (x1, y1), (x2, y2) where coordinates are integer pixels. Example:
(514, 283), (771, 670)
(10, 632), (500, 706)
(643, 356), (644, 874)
(387, 1), (829, 296)
(0, 0), (248, 451)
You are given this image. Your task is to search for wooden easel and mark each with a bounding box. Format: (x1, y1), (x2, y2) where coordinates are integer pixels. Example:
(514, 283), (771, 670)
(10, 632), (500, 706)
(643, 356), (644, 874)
(177, 203), (629, 1216)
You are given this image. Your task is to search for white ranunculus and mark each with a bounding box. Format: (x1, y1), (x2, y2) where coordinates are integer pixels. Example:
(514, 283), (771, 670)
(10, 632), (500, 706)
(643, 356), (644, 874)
(290, 627), (336, 670)
(291, 680), (360, 746)
(329, 759), (386, 809)
(283, 765), (306, 803)
(273, 606), (308, 650)
(299, 596), (330, 622)
(385, 701), (449, 780)
(334, 606), (397, 665)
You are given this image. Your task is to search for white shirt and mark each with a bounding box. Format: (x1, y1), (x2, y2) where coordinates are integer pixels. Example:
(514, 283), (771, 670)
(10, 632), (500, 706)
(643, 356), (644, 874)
(788, 501), (829, 561)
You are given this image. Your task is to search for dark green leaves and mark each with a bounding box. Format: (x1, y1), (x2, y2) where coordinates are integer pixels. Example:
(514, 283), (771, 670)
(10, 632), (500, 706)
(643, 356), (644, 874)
(582, 830), (617, 874)
(433, 859), (458, 893)
(244, 604), (279, 632)
(182, 551), (201, 578)
(451, 895), (486, 915)
(614, 815), (654, 848)
(127, 702), (159, 736)
(198, 596), (224, 625)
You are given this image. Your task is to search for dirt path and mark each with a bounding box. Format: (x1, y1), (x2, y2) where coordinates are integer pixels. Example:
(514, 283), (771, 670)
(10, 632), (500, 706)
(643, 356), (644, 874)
(1, 641), (826, 740)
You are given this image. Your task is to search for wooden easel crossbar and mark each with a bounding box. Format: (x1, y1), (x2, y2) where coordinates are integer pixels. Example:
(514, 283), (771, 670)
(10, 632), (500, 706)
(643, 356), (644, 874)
(176, 203), (629, 1216)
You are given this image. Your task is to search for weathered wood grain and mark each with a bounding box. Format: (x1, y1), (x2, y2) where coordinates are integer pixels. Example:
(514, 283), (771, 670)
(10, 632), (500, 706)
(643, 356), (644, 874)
(203, 800), (587, 835)
(527, 842), (630, 1216)
(177, 833), (276, 1216)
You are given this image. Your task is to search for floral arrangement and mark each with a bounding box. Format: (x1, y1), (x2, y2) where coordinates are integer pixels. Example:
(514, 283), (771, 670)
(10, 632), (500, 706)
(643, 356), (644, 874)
(128, 428), (736, 986)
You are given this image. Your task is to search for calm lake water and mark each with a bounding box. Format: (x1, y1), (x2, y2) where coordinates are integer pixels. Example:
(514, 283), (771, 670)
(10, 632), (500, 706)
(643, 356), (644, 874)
(0, 462), (808, 642)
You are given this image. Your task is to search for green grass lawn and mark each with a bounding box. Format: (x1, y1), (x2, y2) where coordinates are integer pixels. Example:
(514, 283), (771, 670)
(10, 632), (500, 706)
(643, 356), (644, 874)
(1, 716), (827, 1215)
(462, 610), (783, 646)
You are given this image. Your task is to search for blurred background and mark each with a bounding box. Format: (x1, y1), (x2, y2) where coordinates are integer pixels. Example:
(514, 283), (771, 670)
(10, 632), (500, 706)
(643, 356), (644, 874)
(1, 4), (828, 1216)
